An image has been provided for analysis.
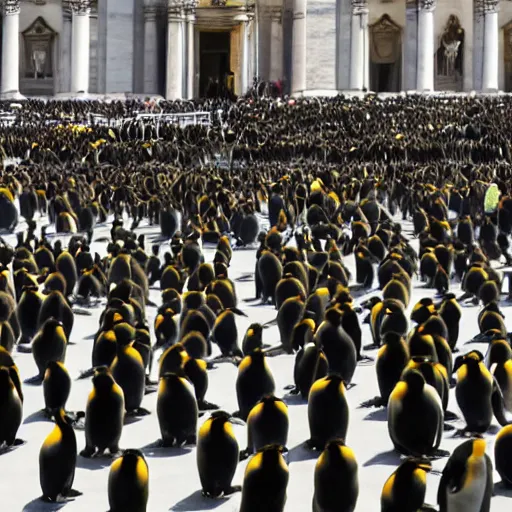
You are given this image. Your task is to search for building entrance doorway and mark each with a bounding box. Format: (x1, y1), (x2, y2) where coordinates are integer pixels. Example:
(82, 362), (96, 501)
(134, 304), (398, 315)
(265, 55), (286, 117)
(199, 31), (231, 97)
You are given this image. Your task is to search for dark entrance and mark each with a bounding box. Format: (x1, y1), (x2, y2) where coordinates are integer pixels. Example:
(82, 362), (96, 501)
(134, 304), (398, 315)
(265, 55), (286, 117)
(199, 31), (231, 97)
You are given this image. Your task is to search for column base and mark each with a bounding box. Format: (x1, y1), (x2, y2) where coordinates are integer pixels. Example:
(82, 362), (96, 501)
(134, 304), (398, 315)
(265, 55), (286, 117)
(0, 91), (25, 100)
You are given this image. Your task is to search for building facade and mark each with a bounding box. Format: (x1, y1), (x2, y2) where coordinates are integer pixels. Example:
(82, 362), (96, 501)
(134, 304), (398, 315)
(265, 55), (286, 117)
(2, 0), (512, 98)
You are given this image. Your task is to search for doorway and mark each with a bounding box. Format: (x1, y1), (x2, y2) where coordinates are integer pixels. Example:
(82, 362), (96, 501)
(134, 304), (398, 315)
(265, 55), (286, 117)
(369, 15), (402, 93)
(199, 31), (231, 97)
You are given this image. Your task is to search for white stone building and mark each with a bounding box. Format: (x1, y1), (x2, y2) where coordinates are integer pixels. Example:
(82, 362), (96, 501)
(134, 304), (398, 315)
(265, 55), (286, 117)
(1, 0), (512, 98)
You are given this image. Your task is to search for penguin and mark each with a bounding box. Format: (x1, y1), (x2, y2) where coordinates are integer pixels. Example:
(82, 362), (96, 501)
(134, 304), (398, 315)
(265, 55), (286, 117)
(495, 424), (512, 487)
(307, 373), (349, 451)
(240, 395), (289, 460)
(0, 365), (23, 447)
(437, 438), (493, 512)
(32, 318), (68, 381)
(454, 350), (511, 434)
(313, 438), (359, 512)
(39, 408), (80, 502)
(107, 449), (149, 512)
(402, 356), (450, 416)
(256, 250), (283, 305)
(276, 296), (305, 354)
(55, 250), (78, 297)
(153, 306), (179, 350)
(488, 340), (512, 412)
(314, 306), (357, 385)
(38, 290), (74, 342)
(43, 361), (71, 418)
(110, 322), (147, 416)
(16, 284), (44, 345)
(387, 369), (444, 456)
(438, 293), (462, 351)
(211, 309), (243, 358)
(239, 444), (289, 512)
(361, 331), (410, 408)
(291, 338), (328, 394)
(157, 372), (198, 447)
(80, 367), (125, 458)
(274, 274), (307, 310)
(381, 457), (432, 512)
(0, 346), (22, 402)
(196, 410), (242, 497)
(242, 323), (265, 355)
(235, 349), (276, 421)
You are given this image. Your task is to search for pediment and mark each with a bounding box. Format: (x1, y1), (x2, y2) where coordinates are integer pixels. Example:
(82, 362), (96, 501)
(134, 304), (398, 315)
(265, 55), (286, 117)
(369, 14), (402, 34)
(22, 17), (56, 38)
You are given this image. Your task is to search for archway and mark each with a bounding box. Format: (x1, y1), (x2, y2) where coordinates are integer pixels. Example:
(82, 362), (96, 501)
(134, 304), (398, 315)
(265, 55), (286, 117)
(20, 17), (57, 96)
(504, 20), (512, 92)
(434, 14), (464, 92)
(369, 14), (402, 93)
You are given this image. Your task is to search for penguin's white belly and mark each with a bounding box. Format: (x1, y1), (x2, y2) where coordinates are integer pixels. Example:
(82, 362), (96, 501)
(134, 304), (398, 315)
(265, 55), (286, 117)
(446, 458), (487, 512)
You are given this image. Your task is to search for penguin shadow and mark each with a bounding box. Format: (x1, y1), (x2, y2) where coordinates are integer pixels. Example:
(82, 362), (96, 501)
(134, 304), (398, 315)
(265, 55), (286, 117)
(287, 442), (319, 464)
(23, 409), (53, 425)
(75, 454), (113, 471)
(170, 490), (231, 511)
(0, 439), (26, 456)
(363, 449), (403, 467)
(22, 497), (68, 512)
(363, 408), (388, 422)
(282, 393), (307, 406)
(23, 375), (43, 386)
(494, 481), (512, 498)
(140, 441), (193, 458)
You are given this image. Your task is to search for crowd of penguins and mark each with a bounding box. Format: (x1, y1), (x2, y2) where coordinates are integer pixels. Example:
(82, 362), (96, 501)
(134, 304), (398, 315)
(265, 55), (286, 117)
(3, 95), (512, 511)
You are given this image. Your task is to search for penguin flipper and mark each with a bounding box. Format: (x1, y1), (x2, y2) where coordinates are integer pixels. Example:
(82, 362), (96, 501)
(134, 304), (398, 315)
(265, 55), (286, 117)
(359, 396), (386, 408)
(77, 367), (97, 380)
(492, 378), (512, 427)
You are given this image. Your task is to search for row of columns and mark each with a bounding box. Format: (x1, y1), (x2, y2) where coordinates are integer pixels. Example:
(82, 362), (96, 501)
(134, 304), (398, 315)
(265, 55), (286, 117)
(0, 0), (91, 96)
(257, 0), (307, 93)
(339, 0), (501, 92)
(165, 0), (254, 100)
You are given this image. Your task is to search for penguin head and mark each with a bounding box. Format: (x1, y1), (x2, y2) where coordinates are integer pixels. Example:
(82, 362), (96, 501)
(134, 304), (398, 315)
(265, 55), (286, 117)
(54, 407), (75, 428)
(381, 332), (406, 347)
(325, 305), (343, 327)
(41, 318), (64, 337)
(397, 456), (432, 476)
(403, 369), (426, 393)
(411, 298), (436, 324)
(113, 322), (136, 347)
(453, 350), (484, 374)
(183, 291), (205, 310)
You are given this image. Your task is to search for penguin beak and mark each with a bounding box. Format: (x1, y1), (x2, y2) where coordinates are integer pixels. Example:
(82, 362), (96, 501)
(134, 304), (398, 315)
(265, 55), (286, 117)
(229, 417), (246, 426)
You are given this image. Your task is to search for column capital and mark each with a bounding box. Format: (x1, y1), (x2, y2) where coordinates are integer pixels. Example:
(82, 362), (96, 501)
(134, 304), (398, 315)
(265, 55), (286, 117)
(64, 0), (94, 15)
(168, 0), (185, 18)
(475, 0), (500, 14)
(1, 0), (20, 15)
(351, 0), (368, 15)
(418, 0), (436, 11)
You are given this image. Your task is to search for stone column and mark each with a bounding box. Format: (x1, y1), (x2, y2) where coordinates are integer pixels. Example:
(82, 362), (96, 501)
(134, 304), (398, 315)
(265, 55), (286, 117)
(416, 0), (435, 92)
(349, 0), (369, 90)
(166, 0), (184, 99)
(185, 10), (195, 99)
(143, 3), (159, 94)
(482, 0), (499, 91)
(405, 0), (418, 90)
(473, 0), (485, 91)
(335, 0), (352, 90)
(70, 1), (91, 93)
(59, 9), (72, 93)
(269, 7), (283, 82)
(291, 0), (306, 93)
(236, 14), (250, 94)
(1, 0), (20, 96)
